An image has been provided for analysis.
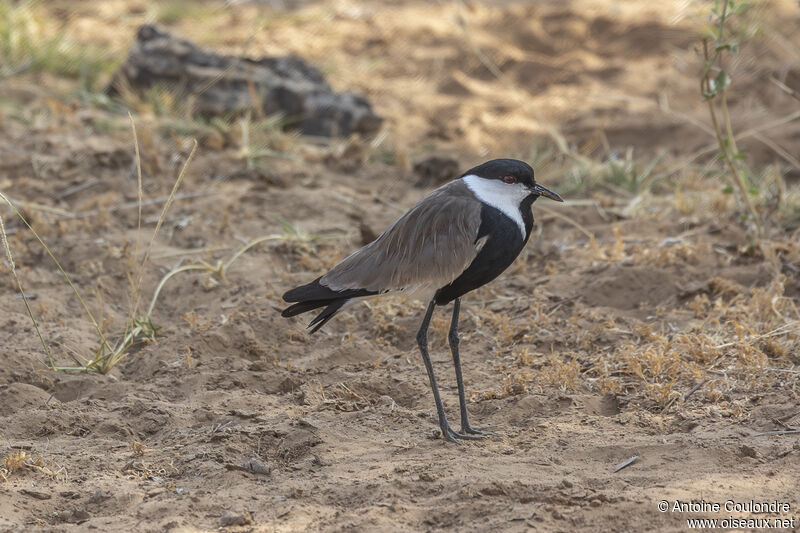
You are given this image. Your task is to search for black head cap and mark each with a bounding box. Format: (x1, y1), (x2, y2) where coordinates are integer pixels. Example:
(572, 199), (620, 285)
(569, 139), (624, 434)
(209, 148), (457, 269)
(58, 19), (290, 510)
(460, 158), (563, 202)
(461, 158), (535, 187)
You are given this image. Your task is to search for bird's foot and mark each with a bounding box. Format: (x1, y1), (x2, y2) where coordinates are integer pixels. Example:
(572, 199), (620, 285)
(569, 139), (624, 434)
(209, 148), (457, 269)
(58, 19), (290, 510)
(438, 423), (486, 443)
(461, 423), (501, 437)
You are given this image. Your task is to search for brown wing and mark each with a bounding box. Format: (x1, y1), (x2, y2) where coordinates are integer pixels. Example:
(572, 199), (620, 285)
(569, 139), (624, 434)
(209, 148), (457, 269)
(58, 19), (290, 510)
(321, 180), (483, 294)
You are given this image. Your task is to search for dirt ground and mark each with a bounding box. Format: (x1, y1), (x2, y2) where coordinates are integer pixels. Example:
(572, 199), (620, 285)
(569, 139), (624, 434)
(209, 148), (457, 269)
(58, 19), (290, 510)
(1, 0), (800, 531)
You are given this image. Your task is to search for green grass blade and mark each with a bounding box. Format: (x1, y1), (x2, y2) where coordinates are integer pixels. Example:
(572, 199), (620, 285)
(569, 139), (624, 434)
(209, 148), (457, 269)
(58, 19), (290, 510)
(0, 213), (54, 368)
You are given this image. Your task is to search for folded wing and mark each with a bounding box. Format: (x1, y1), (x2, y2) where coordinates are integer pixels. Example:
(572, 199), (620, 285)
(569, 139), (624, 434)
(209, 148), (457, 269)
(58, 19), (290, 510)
(321, 180), (483, 295)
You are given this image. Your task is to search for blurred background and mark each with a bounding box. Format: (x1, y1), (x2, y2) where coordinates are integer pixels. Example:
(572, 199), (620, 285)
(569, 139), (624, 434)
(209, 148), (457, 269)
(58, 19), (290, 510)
(1, 1), (799, 530)
(2, 0), (799, 193)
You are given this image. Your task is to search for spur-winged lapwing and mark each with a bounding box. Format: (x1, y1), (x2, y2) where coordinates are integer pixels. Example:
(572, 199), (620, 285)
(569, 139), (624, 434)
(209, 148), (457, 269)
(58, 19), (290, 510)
(282, 159), (563, 442)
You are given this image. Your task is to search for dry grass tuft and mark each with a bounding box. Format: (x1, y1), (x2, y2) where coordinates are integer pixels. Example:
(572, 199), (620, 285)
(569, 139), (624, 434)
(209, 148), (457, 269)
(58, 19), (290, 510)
(1, 450), (64, 482)
(129, 440), (146, 457)
(469, 237), (798, 413)
(314, 382), (376, 412)
(538, 354), (581, 392)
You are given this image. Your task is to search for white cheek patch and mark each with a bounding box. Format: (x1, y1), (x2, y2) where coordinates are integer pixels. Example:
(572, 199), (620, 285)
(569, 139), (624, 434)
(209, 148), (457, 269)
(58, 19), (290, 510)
(462, 174), (528, 239)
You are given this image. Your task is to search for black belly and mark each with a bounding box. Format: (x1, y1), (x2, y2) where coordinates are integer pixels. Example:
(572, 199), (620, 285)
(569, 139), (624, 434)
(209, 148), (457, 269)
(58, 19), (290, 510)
(434, 202), (531, 305)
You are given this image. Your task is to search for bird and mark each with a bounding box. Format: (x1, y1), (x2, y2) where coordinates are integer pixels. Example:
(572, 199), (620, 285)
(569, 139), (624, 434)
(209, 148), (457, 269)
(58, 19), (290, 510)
(281, 158), (563, 442)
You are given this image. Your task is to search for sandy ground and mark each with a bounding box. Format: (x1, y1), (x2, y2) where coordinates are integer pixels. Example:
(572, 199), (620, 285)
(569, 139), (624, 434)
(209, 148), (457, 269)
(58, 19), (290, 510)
(1, 1), (800, 531)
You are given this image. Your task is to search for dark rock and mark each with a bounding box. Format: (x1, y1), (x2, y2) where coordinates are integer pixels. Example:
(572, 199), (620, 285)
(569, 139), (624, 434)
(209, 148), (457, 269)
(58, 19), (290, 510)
(413, 155), (460, 188)
(108, 25), (382, 137)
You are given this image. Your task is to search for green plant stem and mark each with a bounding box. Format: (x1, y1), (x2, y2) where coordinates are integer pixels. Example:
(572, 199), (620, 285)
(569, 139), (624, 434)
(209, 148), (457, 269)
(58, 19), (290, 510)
(720, 94), (739, 156)
(146, 236), (282, 318)
(147, 264), (211, 318)
(222, 235), (283, 272)
(0, 214), (54, 368)
(0, 192), (114, 355)
(700, 0), (730, 82)
(717, 0), (730, 45)
(129, 113), (144, 319)
(131, 139), (198, 315)
(700, 0), (762, 237)
(704, 95), (760, 232)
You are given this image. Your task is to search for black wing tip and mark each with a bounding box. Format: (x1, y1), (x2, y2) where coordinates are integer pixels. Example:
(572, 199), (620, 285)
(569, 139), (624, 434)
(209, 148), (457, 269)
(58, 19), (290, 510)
(281, 299), (330, 317)
(282, 287), (308, 303)
(281, 299), (348, 333)
(306, 300), (348, 334)
(307, 319), (326, 334)
(308, 322), (326, 334)
(283, 278), (377, 305)
(282, 277), (325, 303)
(281, 279), (377, 332)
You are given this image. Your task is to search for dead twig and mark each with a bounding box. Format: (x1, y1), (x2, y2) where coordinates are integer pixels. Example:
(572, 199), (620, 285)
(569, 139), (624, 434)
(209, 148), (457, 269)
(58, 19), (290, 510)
(614, 455), (638, 473)
(755, 429), (800, 436)
(53, 178), (101, 200)
(683, 379), (708, 401)
(770, 76), (800, 103)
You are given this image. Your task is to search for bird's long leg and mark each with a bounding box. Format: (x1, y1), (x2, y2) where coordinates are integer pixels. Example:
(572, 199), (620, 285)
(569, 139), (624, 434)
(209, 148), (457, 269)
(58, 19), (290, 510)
(417, 299), (482, 443)
(448, 298), (500, 437)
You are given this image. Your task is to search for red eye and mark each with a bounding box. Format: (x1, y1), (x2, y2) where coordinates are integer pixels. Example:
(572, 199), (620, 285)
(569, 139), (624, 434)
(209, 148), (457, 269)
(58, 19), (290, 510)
(503, 175), (516, 184)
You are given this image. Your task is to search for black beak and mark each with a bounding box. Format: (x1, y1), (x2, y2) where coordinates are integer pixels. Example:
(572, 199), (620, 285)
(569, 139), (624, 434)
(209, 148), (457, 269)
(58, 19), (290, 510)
(531, 182), (564, 202)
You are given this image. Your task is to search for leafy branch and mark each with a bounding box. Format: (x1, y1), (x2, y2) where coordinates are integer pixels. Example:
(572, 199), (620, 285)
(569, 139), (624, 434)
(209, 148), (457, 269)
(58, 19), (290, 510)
(700, 0), (761, 237)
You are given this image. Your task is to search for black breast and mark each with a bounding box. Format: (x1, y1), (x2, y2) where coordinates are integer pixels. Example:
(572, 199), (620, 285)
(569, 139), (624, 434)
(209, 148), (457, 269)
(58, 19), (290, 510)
(434, 197), (534, 305)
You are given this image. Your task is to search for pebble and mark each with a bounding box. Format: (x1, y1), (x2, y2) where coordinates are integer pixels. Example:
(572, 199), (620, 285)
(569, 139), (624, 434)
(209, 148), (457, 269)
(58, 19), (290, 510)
(244, 457), (272, 475)
(219, 511), (252, 527)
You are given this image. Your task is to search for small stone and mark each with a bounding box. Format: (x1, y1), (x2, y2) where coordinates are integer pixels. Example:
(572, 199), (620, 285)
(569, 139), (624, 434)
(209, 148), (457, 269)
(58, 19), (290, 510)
(20, 489), (51, 500)
(418, 472), (437, 482)
(59, 509), (90, 524)
(244, 457), (272, 476)
(739, 445), (758, 458)
(89, 489), (111, 504)
(219, 511), (252, 527)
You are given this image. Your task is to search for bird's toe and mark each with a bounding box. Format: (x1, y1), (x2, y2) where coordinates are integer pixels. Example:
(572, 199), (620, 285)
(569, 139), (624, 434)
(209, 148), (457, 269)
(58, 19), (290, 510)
(441, 428), (461, 444)
(462, 425), (501, 437)
(451, 431), (487, 440)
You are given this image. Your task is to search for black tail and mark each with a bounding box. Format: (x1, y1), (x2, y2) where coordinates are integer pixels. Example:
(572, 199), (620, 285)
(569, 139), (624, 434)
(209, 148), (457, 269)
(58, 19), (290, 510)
(281, 299), (338, 317)
(281, 277), (376, 333)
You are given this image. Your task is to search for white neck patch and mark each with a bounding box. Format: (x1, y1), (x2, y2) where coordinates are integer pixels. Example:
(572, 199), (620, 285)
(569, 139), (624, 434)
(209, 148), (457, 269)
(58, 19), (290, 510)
(462, 174), (529, 239)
